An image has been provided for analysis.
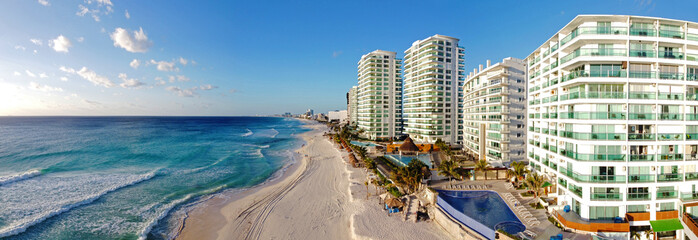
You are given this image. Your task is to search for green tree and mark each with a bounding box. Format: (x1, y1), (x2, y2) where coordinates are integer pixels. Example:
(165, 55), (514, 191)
(474, 159), (490, 180)
(364, 181), (369, 199)
(524, 172), (547, 202)
(509, 161), (529, 187)
(630, 231), (641, 240)
(438, 160), (457, 188)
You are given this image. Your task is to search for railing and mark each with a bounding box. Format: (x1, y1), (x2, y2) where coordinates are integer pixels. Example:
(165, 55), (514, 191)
(630, 28), (656, 37)
(591, 193), (622, 201)
(656, 190), (679, 199)
(436, 194), (494, 239)
(683, 213), (698, 237)
(628, 174), (655, 183)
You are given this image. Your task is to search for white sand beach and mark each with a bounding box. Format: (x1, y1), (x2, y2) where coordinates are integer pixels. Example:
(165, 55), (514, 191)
(177, 121), (452, 240)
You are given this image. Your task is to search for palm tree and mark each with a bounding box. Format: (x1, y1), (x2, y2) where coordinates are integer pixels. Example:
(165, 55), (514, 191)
(524, 172), (547, 202)
(364, 181), (369, 199)
(630, 231), (641, 240)
(370, 178), (379, 195)
(509, 161), (529, 187)
(644, 229), (653, 240)
(438, 160), (456, 188)
(474, 159), (490, 180)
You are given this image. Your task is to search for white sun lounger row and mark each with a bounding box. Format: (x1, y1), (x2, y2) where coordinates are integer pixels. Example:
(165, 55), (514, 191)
(448, 185), (490, 190)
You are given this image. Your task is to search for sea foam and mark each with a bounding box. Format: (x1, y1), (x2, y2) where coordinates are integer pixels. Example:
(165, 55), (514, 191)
(0, 169), (42, 186)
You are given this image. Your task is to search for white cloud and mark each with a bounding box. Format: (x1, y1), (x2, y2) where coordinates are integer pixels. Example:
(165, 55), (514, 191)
(168, 75), (175, 83)
(29, 82), (63, 92)
(200, 84), (218, 90)
(49, 35), (72, 53)
(61, 66), (114, 88)
(76, 0), (113, 22)
(76, 4), (89, 16)
(33, 50), (38, 55)
(77, 37), (84, 43)
(166, 86), (196, 97)
(154, 77), (166, 86)
(60, 76), (69, 82)
(130, 59), (141, 69)
(118, 73), (145, 88)
(150, 59), (178, 72)
(110, 27), (152, 53)
(125, 10), (130, 19)
(332, 50), (342, 58)
(15, 45), (26, 51)
(179, 57), (188, 66)
(38, 0), (50, 6)
(30, 38), (42, 46)
(13, 71), (21, 76)
(39, 73), (48, 78)
(176, 75), (190, 82)
(25, 70), (37, 78)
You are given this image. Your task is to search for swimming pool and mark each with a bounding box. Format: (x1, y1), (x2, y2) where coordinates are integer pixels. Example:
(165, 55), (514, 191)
(437, 190), (525, 239)
(385, 154), (432, 168)
(350, 141), (381, 147)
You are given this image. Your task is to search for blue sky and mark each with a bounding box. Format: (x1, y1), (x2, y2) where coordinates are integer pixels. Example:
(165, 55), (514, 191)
(1, 0), (697, 116)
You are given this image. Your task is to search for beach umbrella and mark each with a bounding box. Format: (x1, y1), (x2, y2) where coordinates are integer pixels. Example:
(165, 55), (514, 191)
(385, 198), (404, 208)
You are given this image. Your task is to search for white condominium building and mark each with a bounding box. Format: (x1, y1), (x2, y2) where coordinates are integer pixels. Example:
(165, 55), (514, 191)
(348, 86), (358, 126)
(527, 15), (698, 238)
(356, 50), (403, 140)
(463, 57), (527, 167)
(403, 35), (464, 144)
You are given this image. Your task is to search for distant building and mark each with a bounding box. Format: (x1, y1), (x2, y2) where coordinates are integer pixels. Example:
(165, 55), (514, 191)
(357, 50), (403, 140)
(403, 35), (464, 144)
(348, 86), (358, 126)
(305, 109), (314, 117)
(328, 110), (348, 123)
(463, 57), (527, 167)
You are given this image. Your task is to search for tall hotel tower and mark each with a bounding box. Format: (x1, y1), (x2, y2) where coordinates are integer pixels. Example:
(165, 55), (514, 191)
(463, 57), (527, 167)
(356, 50), (403, 140)
(348, 86), (358, 126)
(402, 35), (465, 144)
(527, 15), (698, 238)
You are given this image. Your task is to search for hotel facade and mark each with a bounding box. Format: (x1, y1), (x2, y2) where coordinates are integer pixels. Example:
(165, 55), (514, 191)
(526, 15), (698, 238)
(348, 86), (358, 126)
(463, 57), (527, 167)
(402, 35), (465, 144)
(356, 50), (403, 140)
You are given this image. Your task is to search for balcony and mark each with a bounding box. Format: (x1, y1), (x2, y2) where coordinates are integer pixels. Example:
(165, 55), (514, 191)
(630, 28), (656, 37)
(629, 154), (655, 162)
(591, 193), (622, 201)
(627, 193), (651, 201)
(628, 133), (656, 140)
(660, 51), (684, 60)
(628, 174), (655, 182)
(554, 210), (629, 232)
(657, 190), (679, 199)
(560, 48), (627, 64)
(659, 30), (684, 39)
(629, 50), (656, 58)
(629, 113), (656, 121)
(657, 173), (683, 182)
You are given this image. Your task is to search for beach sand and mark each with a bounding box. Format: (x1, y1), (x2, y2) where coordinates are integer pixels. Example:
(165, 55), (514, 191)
(176, 121), (452, 240)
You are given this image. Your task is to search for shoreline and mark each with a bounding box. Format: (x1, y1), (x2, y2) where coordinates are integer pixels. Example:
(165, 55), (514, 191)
(174, 119), (319, 239)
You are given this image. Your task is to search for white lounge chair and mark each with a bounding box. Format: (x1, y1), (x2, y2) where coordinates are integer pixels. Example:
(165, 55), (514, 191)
(524, 230), (537, 238)
(530, 220), (540, 226)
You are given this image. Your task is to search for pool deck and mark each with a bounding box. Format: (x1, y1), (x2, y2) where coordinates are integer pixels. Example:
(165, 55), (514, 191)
(431, 180), (553, 239)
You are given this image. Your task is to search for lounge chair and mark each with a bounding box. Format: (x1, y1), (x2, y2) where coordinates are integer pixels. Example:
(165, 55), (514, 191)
(524, 230), (537, 238)
(530, 220), (540, 226)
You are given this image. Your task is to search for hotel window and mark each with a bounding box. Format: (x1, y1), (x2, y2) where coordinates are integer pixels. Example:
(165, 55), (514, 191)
(589, 64), (622, 77)
(627, 204), (647, 213)
(659, 202), (676, 211)
(589, 206), (619, 220)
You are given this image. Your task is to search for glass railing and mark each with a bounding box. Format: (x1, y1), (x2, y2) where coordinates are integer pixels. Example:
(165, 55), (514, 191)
(659, 72), (684, 80)
(658, 173), (683, 182)
(628, 133), (656, 140)
(659, 113), (683, 120)
(561, 27), (628, 46)
(629, 71), (657, 79)
(591, 193), (622, 201)
(627, 193), (651, 201)
(688, 54), (698, 62)
(629, 91), (656, 99)
(629, 113), (656, 120)
(559, 131), (626, 141)
(560, 92), (625, 101)
(659, 51), (684, 60)
(681, 192), (698, 201)
(657, 190), (679, 199)
(686, 172), (698, 180)
(659, 30), (684, 39)
(560, 48), (627, 64)
(629, 50), (656, 58)
(687, 115), (698, 121)
(629, 154), (655, 162)
(658, 133), (683, 141)
(561, 70), (589, 82)
(628, 174), (655, 182)
(658, 153), (683, 161)
(559, 112), (626, 120)
(630, 28), (657, 37)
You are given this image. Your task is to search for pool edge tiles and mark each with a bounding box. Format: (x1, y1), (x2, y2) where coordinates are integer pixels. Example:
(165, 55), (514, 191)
(435, 190), (526, 240)
(384, 154), (432, 169)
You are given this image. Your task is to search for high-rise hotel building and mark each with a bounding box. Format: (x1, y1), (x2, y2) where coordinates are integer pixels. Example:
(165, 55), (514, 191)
(356, 50), (403, 140)
(348, 86), (358, 126)
(463, 58), (527, 167)
(527, 15), (698, 238)
(403, 35), (465, 144)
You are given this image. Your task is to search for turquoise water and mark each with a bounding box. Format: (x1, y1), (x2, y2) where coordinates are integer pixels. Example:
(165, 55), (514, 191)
(385, 154), (432, 168)
(0, 117), (308, 239)
(438, 190), (525, 236)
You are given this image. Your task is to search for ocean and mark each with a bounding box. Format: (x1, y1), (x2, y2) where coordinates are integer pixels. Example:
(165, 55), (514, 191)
(0, 116), (308, 240)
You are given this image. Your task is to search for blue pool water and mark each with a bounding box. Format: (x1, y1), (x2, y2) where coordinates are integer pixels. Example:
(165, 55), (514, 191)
(437, 190), (525, 236)
(350, 141), (381, 147)
(0, 116), (308, 239)
(385, 154), (432, 168)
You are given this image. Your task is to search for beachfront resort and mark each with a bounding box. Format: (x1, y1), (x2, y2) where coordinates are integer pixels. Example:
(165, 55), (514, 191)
(323, 14), (698, 240)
